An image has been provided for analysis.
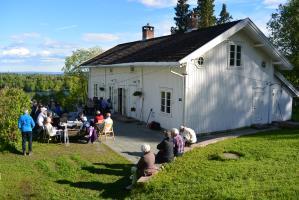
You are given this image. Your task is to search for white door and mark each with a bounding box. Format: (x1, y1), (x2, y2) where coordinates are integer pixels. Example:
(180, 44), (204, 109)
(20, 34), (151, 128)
(252, 89), (264, 123)
(271, 88), (281, 121)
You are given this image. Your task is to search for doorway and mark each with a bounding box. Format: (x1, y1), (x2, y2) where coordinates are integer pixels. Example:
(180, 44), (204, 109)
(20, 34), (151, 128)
(252, 88), (265, 123)
(118, 88), (126, 115)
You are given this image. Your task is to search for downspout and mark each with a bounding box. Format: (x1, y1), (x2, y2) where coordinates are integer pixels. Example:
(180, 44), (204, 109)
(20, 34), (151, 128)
(141, 67), (144, 121)
(170, 66), (187, 126)
(105, 67), (107, 99)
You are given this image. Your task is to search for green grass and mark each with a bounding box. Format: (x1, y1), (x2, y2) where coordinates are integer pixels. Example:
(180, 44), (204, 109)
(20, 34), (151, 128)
(0, 142), (132, 200)
(129, 129), (299, 200)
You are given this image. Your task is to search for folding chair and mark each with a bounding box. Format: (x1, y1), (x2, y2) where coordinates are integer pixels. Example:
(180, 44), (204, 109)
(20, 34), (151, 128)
(98, 122), (115, 141)
(44, 126), (62, 143)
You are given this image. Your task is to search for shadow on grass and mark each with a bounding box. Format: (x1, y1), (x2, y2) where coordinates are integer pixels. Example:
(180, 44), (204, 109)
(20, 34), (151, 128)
(56, 178), (130, 199)
(0, 143), (23, 155)
(56, 162), (134, 199)
(122, 151), (142, 157)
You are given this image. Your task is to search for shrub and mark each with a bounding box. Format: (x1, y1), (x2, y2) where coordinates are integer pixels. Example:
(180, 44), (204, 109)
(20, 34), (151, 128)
(0, 87), (31, 151)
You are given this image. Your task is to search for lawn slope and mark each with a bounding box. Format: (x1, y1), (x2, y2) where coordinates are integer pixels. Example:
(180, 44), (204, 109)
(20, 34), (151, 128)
(130, 129), (299, 200)
(0, 142), (132, 199)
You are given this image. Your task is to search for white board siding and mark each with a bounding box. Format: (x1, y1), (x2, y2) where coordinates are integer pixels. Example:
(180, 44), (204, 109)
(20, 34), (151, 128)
(142, 67), (183, 129)
(271, 78), (293, 121)
(185, 31), (274, 133)
(89, 66), (183, 129)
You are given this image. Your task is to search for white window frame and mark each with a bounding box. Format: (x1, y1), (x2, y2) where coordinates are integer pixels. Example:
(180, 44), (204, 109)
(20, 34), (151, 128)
(94, 84), (98, 97)
(228, 41), (243, 69)
(160, 88), (172, 117)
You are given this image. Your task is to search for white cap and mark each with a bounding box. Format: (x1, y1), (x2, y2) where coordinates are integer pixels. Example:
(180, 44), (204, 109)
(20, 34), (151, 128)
(41, 107), (47, 112)
(171, 128), (179, 135)
(141, 144), (151, 153)
(82, 116), (87, 122)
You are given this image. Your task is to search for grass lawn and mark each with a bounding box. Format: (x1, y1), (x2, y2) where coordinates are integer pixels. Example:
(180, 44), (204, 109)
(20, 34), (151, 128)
(0, 142), (132, 199)
(129, 129), (299, 200)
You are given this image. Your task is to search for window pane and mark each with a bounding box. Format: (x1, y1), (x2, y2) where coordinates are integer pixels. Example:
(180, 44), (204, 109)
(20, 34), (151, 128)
(236, 59), (241, 66)
(161, 98), (165, 106)
(166, 106), (171, 113)
(167, 99), (171, 107)
(237, 45), (241, 53)
(161, 105), (165, 112)
(230, 59), (234, 66)
(230, 45), (235, 52)
(167, 92), (171, 100)
(161, 91), (165, 98)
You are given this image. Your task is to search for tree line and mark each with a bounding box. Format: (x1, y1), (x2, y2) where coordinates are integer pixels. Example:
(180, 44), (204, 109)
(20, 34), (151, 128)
(172, 0), (298, 77)
(172, 0), (232, 33)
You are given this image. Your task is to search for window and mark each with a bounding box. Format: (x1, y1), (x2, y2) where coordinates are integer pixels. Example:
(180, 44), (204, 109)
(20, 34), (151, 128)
(160, 89), (172, 115)
(229, 44), (242, 67)
(109, 68), (113, 73)
(193, 57), (204, 69)
(130, 67), (135, 72)
(94, 84), (98, 97)
(261, 61), (266, 68)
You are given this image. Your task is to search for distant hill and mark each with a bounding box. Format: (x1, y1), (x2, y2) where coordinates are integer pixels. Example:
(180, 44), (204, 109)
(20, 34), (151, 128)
(0, 71), (64, 75)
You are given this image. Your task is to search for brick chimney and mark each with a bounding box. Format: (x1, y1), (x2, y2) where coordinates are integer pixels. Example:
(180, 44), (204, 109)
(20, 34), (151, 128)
(142, 23), (154, 40)
(187, 12), (198, 31)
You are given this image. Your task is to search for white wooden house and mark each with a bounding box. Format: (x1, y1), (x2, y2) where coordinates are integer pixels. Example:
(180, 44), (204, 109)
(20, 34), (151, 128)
(81, 18), (299, 133)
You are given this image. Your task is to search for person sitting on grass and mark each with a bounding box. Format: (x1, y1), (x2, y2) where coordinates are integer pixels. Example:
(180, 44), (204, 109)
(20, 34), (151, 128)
(171, 128), (184, 157)
(155, 130), (174, 164)
(180, 126), (197, 146)
(126, 144), (157, 190)
(18, 109), (35, 156)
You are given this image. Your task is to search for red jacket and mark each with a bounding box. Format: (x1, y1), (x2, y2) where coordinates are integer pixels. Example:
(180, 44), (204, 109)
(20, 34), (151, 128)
(94, 115), (104, 124)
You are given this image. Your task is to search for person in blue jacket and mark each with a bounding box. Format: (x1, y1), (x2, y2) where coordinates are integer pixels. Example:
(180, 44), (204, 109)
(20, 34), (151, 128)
(18, 109), (35, 156)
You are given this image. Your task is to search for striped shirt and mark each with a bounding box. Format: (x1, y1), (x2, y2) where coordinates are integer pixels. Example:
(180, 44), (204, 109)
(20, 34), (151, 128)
(173, 134), (184, 156)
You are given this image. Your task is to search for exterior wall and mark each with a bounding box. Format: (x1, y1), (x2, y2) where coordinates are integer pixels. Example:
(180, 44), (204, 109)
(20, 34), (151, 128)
(185, 30), (276, 133)
(271, 77), (293, 121)
(89, 66), (183, 130)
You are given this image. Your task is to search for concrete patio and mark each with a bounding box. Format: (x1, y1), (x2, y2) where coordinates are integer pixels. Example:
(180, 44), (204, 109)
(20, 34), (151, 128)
(101, 118), (280, 163)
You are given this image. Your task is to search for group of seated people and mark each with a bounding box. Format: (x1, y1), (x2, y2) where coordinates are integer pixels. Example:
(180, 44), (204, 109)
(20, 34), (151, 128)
(78, 110), (113, 143)
(126, 126), (197, 189)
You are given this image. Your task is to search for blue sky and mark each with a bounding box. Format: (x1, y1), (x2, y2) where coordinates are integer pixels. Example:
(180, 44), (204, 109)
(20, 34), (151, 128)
(0, 0), (286, 72)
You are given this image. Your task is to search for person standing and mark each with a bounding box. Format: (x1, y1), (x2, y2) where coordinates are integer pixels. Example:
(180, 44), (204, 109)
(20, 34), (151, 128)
(18, 109), (35, 156)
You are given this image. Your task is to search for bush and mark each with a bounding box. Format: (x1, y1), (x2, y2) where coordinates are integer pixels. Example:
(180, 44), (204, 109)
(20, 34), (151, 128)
(0, 87), (31, 151)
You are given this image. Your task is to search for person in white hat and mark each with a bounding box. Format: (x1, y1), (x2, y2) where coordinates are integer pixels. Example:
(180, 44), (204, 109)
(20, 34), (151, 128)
(36, 107), (47, 140)
(179, 125), (197, 146)
(126, 144), (157, 190)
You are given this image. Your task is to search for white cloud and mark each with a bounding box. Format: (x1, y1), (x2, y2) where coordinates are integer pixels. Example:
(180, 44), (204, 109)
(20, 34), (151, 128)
(262, 0), (286, 9)
(1, 47), (31, 57)
(56, 25), (78, 31)
(0, 59), (25, 64)
(82, 33), (120, 42)
(10, 32), (40, 42)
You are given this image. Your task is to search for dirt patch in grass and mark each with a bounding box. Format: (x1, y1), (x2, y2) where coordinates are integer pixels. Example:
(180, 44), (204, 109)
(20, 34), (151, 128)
(19, 179), (37, 199)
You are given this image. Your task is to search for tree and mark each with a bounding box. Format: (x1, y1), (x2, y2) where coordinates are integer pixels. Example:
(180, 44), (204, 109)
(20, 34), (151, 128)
(217, 4), (232, 24)
(194, 0), (216, 28)
(267, 0), (299, 69)
(173, 0), (190, 33)
(0, 88), (31, 151)
(62, 47), (103, 74)
(62, 47), (103, 104)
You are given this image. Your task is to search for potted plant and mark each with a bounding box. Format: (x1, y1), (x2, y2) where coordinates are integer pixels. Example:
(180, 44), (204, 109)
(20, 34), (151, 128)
(133, 91), (142, 96)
